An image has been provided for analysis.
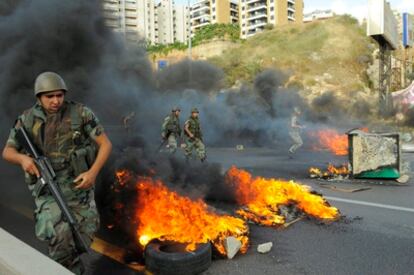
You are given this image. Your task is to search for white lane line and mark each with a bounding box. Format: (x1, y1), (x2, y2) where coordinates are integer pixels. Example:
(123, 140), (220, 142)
(325, 196), (414, 213)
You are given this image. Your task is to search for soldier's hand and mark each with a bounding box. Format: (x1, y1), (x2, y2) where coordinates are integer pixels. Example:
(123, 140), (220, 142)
(74, 170), (97, 190)
(20, 155), (40, 178)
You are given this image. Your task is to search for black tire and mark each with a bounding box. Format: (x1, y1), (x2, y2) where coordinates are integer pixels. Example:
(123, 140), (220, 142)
(145, 241), (212, 275)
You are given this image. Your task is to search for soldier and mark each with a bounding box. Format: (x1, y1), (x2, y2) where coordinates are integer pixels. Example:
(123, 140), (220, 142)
(289, 107), (304, 155)
(2, 72), (112, 274)
(184, 108), (206, 162)
(161, 107), (182, 153)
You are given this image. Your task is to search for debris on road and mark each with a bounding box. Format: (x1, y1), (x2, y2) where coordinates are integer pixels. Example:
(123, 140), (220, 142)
(224, 237), (242, 259)
(309, 164), (350, 180)
(396, 175), (410, 184)
(283, 217), (304, 228)
(257, 242), (273, 254)
(236, 145), (244, 151)
(318, 184), (372, 193)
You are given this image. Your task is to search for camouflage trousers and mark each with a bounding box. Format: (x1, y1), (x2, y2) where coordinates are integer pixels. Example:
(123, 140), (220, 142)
(289, 130), (303, 153)
(32, 171), (99, 274)
(185, 138), (206, 160)
(166, 134), (178, 153)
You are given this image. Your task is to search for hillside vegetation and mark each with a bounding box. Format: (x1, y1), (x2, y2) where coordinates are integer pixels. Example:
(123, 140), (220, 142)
(151, 16), (376, 106)
(209, 16), (374, 96)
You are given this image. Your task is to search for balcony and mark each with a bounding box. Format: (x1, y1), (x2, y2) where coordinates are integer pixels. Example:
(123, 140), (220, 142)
(288, 0), (295, 4)
(247, 27), (265, 37)
(191, 10), (210, 20)
(247, 2), (267, 13)
(192, 21), (210, 29)
(247, 11), (267, 21)
(247, 21), (267, 30)
(288, 15), (296, 21)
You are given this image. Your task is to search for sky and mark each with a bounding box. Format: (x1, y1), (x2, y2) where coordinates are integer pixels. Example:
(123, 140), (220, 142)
(175, 0), (414, 21)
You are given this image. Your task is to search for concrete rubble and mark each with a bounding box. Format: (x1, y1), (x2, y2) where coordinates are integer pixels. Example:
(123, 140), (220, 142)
(224, 236), (242, 259)
(257, 242), (273, 254)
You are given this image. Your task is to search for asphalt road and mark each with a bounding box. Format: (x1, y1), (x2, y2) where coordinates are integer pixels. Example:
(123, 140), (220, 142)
(1, 147), (413, 275)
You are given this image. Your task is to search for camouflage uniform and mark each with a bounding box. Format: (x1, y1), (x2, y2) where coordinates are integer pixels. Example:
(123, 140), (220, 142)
(184, 115), (206, 160)
(161, 114), (181, 153)
(6, 101), (103, 274)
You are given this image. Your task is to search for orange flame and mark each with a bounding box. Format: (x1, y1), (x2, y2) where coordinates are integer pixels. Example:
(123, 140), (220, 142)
(310, 128), (368, 156)
(133, 176), (249, 256)
(310, 129), (348, 156)
(226, 166), (339, 225)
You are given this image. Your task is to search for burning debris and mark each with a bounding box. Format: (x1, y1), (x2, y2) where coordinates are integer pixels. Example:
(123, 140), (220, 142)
(225, 166), (340, 227)
(110, 164), (340, 262)
(116, 169), (249, 257)
(309, 164), (350, 180)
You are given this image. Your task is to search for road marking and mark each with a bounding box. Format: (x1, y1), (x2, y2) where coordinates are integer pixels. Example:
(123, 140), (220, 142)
(325, 196), (414, 213)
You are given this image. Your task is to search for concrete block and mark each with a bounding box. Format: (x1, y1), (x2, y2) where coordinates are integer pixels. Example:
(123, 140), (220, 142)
(224, 236), (242, 259)
(257, 242), (273, 254)
(0, 227), (73, 275)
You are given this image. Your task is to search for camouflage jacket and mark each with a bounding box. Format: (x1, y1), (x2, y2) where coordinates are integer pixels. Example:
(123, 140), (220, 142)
(185, 117), (202, 139)
(7, 101), (104, 176)
(162, 114), (181, 137)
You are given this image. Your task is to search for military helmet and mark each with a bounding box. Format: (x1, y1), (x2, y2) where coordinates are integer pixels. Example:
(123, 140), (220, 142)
(172, 106), (181, 112)
(191, 107), (199, 113)
(34, 72), (68, 96)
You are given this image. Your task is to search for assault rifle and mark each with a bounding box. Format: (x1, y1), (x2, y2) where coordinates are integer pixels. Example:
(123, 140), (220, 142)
(15, 122), (90, 255)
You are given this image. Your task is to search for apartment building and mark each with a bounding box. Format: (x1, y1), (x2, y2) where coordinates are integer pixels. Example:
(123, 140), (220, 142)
(102, 0), (189, 45)
(102, 0), (157, 44)
(239, 0), (304, 39)
(174, 5), (191, 43)
(191, 0), (239, 32)
(157, 0), (175, 44)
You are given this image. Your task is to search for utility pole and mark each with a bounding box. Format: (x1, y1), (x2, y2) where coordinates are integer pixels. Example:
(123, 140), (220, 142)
(187, 0), (192, 87)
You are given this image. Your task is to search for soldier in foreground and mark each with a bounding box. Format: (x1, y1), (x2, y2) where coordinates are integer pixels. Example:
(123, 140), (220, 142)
(288, 107), (304, 155)
(184, 108), (206, 162)
(2, 72), (112, 274)
(161, 107), (182, 153)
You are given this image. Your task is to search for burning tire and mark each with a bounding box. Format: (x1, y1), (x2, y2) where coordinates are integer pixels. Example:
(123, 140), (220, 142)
(145, 241), (212, 275)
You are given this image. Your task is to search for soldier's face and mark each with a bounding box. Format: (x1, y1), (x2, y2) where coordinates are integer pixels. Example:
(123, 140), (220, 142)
(192, 112), (199, 118)
(174, 110), (180, 117)
(39, 90), (65, 113)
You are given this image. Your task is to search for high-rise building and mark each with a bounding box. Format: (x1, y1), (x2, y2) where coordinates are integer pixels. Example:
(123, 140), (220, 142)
(157, 0), (174, 44)
(191, 0), (239, 33)
(102, 0), (189, 45)
(102, 0), (157, 44)
(239, 0), (304, 39)
(174, 5), (191, 43)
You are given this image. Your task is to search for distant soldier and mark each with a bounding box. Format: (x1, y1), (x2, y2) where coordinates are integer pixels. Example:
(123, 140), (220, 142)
(289, 107), (304, 155)
(161, 107), (182, 153)
(184, 108), (206, 162)
(123, 111), (136, 135)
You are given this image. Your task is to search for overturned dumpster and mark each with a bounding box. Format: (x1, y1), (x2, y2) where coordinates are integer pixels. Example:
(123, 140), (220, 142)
(348, 130), (401, 179)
